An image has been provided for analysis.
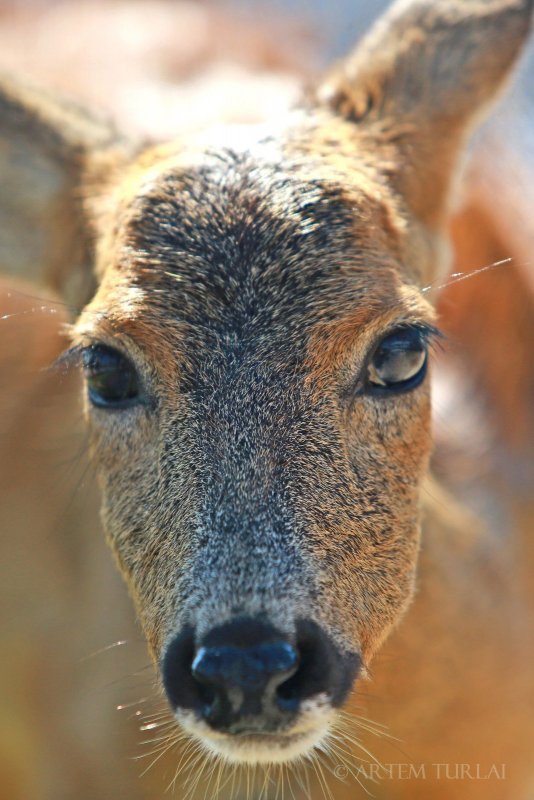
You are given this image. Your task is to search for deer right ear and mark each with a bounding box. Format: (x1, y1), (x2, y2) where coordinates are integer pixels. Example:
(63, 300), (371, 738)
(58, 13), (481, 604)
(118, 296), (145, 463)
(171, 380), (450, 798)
(316, 0), (533, 232)
(0, 75), (131, 309)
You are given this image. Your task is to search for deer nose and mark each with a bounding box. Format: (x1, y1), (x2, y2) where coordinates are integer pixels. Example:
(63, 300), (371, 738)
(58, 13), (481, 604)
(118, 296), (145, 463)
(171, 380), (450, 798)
(162, 619), (300, 733)
(162, 617), (360, 734)
(191, 640), (298, 729)
(162, 617), (348, 734)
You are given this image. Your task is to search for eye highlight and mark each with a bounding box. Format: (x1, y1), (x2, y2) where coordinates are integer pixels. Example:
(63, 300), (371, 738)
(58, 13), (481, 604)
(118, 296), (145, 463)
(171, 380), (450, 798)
(82, 345), (140, 409)
(365, 325), (435, 395)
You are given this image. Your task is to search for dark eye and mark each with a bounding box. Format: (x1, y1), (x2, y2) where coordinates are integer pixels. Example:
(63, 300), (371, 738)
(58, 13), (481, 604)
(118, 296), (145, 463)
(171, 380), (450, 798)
(82, 345), (140, 408)
(366, 326), (429, 394)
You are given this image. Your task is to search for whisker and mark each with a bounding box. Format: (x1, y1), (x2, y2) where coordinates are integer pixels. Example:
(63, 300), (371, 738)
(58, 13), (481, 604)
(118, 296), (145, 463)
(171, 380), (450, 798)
(135, 736), (175, 763)
(285, 761), (299, 800)
(80, 639), (128, 662)
(165, 737), (199, 793)
(116, 697), (152, 711)
(0, 287), (82, 315)
(311, 751), (336, 800)
(336, 711), (398, 742)
(139, 727), (180, 745)
(183, 750), (211, 800)
(213, 756), (225, 799)
(139, 718), (175, 731)
(296, 760), (312, 798)
(274, 762), (284, 800)
(0, 305), (62, 321)
(138, 733), (182, 775)
(258, 763), (272, 799)
(422, 256), (513, 295)
(201, 753), (220, 800)
(229, 761), (239, 800)
(333, 730), (384, 768)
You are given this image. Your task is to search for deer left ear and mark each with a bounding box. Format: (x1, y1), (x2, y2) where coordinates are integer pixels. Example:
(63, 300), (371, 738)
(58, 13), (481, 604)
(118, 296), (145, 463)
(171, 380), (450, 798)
(0, 74), (132, 309)
(315, 0), (532, 230)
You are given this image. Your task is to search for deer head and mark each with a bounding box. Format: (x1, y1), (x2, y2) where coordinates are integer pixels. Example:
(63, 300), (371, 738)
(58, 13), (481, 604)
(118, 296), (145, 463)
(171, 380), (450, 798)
(1, 0), (530, 770)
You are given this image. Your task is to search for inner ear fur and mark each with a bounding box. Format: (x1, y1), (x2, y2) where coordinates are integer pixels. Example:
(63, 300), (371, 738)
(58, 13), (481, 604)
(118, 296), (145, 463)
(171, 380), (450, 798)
(0, 74), (131, 309)
(316, 0), (533, 229)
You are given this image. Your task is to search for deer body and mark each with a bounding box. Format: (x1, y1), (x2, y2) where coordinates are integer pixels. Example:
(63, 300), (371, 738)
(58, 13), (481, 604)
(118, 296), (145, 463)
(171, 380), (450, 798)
(1, 1), (533, 797)
(363, 486), (534, 798)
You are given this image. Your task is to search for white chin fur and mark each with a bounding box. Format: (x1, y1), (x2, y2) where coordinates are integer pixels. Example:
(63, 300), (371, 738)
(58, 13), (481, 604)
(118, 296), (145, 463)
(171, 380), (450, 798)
(176, 698), (332, 765)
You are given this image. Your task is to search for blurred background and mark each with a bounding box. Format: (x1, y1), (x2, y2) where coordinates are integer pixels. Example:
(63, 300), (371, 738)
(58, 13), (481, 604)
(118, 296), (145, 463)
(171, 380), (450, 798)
(0, 1), (533, 798)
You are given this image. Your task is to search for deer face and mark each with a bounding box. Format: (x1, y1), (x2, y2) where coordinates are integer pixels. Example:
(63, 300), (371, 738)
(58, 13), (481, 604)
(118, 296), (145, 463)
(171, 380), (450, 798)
(2, 0), (530, 772)
(70, 132), (436, 761)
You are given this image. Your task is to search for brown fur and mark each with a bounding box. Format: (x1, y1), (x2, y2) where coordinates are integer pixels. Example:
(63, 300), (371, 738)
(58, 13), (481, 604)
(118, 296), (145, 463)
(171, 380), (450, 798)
(0, 279), (160, 800)
(1, 1), (533, 797)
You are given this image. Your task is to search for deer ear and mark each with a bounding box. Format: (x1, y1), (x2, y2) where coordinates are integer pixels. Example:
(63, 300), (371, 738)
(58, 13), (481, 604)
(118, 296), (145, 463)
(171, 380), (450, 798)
(0, 75), (131, 309)
(316, 0), (533, 228)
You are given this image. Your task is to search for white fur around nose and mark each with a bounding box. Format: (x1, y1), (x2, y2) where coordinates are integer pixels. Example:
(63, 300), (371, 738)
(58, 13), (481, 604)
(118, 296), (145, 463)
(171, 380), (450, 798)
(176, 694), (332, 765)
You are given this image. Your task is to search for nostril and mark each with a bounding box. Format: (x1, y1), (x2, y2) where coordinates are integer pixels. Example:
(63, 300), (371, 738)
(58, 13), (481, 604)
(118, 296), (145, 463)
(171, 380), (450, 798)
(276, 632), (319, 707)
(277, 619), (361, 708)
(161, 626), (200, 712)
(278, 620), (329, 699)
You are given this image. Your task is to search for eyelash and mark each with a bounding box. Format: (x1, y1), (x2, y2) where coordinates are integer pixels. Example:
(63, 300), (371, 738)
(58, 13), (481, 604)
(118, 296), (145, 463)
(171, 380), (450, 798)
(53, 323), (443, 409)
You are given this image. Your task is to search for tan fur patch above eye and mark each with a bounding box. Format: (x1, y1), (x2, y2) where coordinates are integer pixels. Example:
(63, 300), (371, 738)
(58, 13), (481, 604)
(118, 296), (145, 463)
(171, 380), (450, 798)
(305, 285), (435, 394)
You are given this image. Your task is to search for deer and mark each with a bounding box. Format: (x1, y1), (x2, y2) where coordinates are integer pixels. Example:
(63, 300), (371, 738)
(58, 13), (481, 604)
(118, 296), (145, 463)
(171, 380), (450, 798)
(1, 0), (533, 798)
